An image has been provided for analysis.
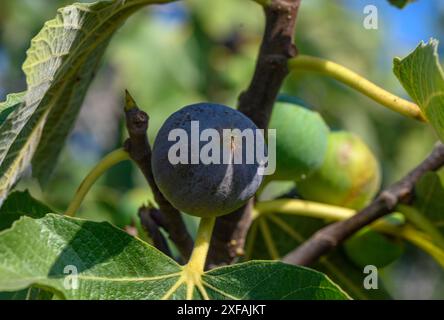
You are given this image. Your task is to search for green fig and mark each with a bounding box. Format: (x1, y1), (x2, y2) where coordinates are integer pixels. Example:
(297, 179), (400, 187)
(344, 228), (404, 269)
(297, 131), (381, 210)
(269, 102), (330, 181)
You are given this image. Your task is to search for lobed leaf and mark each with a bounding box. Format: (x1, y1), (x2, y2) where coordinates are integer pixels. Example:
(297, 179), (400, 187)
(0, 0), (176, 204)
(0, 214), (348, 300)
(0, 190), (54, 299)
(393, 39), (444, 142)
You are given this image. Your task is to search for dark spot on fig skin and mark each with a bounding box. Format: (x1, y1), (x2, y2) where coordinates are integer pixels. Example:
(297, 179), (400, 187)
(151, 103), (264, 218)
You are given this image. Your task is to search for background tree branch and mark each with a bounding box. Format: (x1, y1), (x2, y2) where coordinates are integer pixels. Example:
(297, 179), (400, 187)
(124, 91), (193, 261)
(283, 143), (444, 266)
(207, 0), (302, 267)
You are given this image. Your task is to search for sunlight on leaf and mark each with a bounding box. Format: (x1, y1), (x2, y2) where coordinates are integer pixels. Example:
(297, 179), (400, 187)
(393, 39), (444, 142)
(0, 93), (25, 126)
(0, 214), (349, 300)
(0, 0), (176, 204)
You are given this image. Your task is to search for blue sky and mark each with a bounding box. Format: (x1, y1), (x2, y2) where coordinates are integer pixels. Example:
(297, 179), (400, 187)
(345, 0), (443, 57)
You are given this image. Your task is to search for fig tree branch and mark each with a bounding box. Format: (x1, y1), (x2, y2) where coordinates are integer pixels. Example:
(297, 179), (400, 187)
(139, 206), (172, 257)
(239, 0), (300, 129)
(283, 143), (444, 266)
(124, 91), (193, 260)
(289, 55), (426, 121)
(207, 0), (301, 267)
(254, 199), (444, 267)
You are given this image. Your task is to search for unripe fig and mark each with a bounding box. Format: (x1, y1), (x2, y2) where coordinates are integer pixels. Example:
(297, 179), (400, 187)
(344, 228), (404, 269)
(297, 131), (381, 210)
(152, 103), (264, 218)
(269, 102), (330, 181)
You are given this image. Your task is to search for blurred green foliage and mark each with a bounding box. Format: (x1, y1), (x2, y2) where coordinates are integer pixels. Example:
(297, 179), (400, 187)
(0, 0), (443, 299)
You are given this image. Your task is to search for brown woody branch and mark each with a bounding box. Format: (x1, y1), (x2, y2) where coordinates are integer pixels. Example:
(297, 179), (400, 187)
(124, 92), (193, 260)
(207, 0), (301, 267)
(138, 206), (172, 257)
(283, 143), (444, 266)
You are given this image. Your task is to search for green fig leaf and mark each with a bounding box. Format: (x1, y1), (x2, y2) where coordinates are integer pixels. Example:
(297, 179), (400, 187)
(393, 39), (444, 142)
(0, 214), (349, 300)
(0, 0), (176, 204)
(0, 190), (53, 232)
(0, 287), (53, 300)
(414, 172), (444, 236)
(0, 190), (54, 299)
(246, 213), (392, 299)
(407, 172), (444, 245)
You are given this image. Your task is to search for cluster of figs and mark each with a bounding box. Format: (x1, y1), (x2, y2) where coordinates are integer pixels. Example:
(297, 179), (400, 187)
(151, 101), (403, 268)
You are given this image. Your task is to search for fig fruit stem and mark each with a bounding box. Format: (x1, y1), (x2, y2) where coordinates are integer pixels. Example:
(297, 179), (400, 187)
(65, 148), (130, 217)
(166, 217), (216, 300)
(289, 55), (427, 122)
(186, 217), (216, 274)
(254, 199), (444, 268)
(254, 199), (354, 221)
(161, 217), (215, 301)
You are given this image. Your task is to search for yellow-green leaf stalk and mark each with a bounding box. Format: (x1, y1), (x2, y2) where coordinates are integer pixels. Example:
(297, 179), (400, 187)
(65, 148), (130, 217)
(289, 55), (426, 121)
